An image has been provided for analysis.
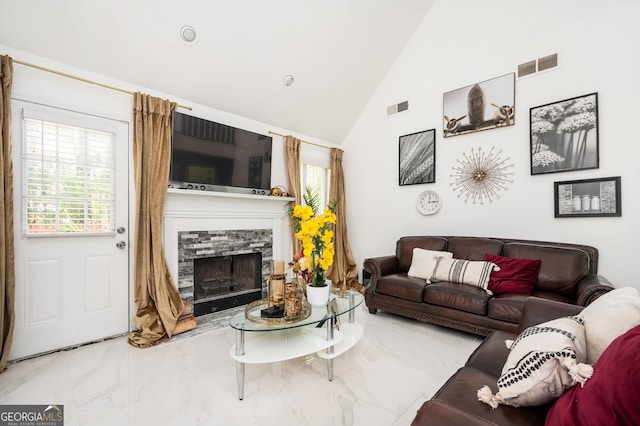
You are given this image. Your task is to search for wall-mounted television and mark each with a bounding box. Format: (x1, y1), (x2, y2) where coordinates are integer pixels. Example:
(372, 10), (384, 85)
(169, 112), (272, 195)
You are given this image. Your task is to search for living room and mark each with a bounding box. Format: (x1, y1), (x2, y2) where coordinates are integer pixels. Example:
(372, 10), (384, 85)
(1, 0), (639, 424)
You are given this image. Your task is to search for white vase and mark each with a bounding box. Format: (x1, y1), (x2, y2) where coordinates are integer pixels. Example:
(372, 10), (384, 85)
(306, 280), (332, 307)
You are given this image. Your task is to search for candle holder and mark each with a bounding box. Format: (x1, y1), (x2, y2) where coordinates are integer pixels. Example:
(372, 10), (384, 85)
(262, 274), (285, 318)
(284, 281), (303, 318)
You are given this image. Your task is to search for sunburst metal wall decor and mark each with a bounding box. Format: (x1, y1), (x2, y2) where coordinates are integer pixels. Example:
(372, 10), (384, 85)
(450, 146), (515, 204)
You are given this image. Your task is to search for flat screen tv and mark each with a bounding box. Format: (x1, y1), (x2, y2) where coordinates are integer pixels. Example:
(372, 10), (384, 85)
(169, 111), (272, 194)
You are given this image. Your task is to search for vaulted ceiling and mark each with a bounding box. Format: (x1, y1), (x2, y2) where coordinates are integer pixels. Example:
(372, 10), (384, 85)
(0, 0), (435, 143)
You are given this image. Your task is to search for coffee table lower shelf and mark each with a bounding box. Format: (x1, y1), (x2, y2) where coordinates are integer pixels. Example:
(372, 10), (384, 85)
(229, 322), (364, 399)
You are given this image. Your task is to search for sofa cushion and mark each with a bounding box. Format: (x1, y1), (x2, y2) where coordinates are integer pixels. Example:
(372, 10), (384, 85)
(407, 248), (453, 281)
(576, 286), (640, 363)
(375, 273), (426, 302)
(487, 294), (528, 324)
(545, 324), (640, 426)
(448, 237), (503, 260)
(431, 257), (497, 295)
(484, 254), (541, 294)
(477, 315), (592, 408)
(503, 243), (589, 298)
(424, 282), (489, 315)
(396, 236), (448, 271)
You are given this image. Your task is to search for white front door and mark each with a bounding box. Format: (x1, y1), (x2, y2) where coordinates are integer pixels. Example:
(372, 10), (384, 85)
(9, 100), (130, 360)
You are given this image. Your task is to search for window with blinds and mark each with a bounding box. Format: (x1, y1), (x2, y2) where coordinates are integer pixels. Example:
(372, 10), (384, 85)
(299, 143), (331, 209)
(23, 117), (116, 236)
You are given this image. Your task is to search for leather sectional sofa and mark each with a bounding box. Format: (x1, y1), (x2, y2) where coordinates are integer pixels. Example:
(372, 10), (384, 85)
(410, 297), (584, 425)
(363, 236), (614, 336)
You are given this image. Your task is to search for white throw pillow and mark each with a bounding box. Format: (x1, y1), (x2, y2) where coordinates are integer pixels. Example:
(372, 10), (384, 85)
(478, 315), (592, 408)
(407, 248), (453, 282)
(431, 257), (497, 295)
(577, 286), (640, 364)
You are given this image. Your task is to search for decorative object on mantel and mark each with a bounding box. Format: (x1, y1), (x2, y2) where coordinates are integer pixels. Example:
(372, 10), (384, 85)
(270, 185), (289, 197)
(288, 187), (338, 306)
(261, 260), (285, 318)
(450, 146), (515, 204)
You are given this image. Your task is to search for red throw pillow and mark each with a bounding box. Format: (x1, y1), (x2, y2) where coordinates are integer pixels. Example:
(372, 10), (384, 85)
(545, 324), (640, 426)
(483, 254), (541, 294)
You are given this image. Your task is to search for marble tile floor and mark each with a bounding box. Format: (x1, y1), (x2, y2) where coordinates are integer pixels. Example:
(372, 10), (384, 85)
(0, 305), (482, 426)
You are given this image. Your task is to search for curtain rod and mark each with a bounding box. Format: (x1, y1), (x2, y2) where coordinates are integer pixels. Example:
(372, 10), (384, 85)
(13, 59), (192, 111)
(268, 130), (334, 149)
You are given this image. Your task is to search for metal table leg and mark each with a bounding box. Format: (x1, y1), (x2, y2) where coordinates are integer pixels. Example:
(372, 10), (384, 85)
(349, 292), (356, 323)
(236, 328), (245, 400)
(326, 315), (335, 381)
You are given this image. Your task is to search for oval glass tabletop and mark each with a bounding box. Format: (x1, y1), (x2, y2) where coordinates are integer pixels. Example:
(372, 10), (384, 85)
(229, 290), (363, 332)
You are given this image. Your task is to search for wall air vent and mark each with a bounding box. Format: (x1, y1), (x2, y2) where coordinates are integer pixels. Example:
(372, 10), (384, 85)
(517, 53), (559, 78)
(387, 100), (409, 116)
(518, 60), (537, 78)
(537, 53), (558, 72)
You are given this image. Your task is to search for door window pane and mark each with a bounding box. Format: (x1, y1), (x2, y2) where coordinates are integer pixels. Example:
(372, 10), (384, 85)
(23, 118), (116, 236)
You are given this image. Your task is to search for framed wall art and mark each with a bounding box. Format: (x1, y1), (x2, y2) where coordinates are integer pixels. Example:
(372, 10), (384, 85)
(443, 73), (515, 138)
(554, 176), (621, 218)
(531, 92), (599, 175)
(399, 129), (435, 186)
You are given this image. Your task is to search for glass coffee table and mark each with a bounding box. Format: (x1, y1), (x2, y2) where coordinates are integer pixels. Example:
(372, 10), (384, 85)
(229, 290), (364, 400)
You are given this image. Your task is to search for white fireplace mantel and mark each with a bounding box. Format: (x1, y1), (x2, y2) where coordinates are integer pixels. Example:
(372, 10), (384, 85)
(163, 188), (295, 286)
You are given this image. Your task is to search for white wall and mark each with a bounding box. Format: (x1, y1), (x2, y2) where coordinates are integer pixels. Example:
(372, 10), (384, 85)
(343, 0), (640, 290)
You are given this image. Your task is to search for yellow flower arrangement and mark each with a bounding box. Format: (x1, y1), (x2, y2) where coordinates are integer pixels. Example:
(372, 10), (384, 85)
(289, 187), (337, 287)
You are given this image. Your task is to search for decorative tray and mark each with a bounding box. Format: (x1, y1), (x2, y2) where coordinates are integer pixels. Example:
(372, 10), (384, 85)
(244, 298), (312, 325)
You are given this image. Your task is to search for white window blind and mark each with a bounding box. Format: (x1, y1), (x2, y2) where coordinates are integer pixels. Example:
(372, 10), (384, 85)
(23, 116), (116, 236)
(300, 144), (331, 208)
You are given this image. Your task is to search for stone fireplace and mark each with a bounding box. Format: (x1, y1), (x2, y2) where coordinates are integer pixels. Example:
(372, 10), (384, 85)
(177, 229), (272, 316)
(163, 188), (293, 318)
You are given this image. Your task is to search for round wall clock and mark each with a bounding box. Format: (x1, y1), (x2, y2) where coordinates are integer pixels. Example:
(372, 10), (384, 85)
(416, 190), (442, 215)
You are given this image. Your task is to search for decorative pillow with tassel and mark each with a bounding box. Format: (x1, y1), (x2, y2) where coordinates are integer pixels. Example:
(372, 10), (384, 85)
(477, 315), (593, 408)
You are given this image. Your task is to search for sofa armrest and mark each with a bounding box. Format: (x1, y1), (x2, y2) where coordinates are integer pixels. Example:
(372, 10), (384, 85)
(518, 297), (583, 332)
(411, 399), (497, 426)
(575, 274), (615, 306)
(363, 255), (398, 288)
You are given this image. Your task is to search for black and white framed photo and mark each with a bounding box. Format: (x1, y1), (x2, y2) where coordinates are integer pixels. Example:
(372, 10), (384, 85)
(531, 93), (599, 175)
(399, 129), (435, 186)
(443, 73), (515, 138)
(554, 176), (621, 218)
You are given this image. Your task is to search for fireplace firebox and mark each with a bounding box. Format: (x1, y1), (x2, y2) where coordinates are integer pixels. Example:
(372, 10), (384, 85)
(193, 252), (263, 316)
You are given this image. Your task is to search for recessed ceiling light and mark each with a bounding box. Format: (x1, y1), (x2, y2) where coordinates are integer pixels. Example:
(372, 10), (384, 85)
(283, 74), (295, 88)
(180, 25), (197, 43)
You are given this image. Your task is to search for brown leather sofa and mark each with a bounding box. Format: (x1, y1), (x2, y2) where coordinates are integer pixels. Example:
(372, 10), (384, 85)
(363, 236), (613, 336)
(411, 297), (583, 425)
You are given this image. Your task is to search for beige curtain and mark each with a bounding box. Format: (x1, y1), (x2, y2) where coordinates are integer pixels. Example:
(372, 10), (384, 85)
(0, 55), (15, 372)
(284, 136), (302, 254)
(128, 93), (184, 348)
(327, 148), (362, 293)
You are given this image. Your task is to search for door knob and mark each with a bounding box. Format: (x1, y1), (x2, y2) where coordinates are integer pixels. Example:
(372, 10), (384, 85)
(117, 227), (126, 234)
(116, 241), (126, 249)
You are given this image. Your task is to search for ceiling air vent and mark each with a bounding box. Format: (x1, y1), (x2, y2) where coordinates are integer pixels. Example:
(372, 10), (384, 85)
(387, 100), (409, 116)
